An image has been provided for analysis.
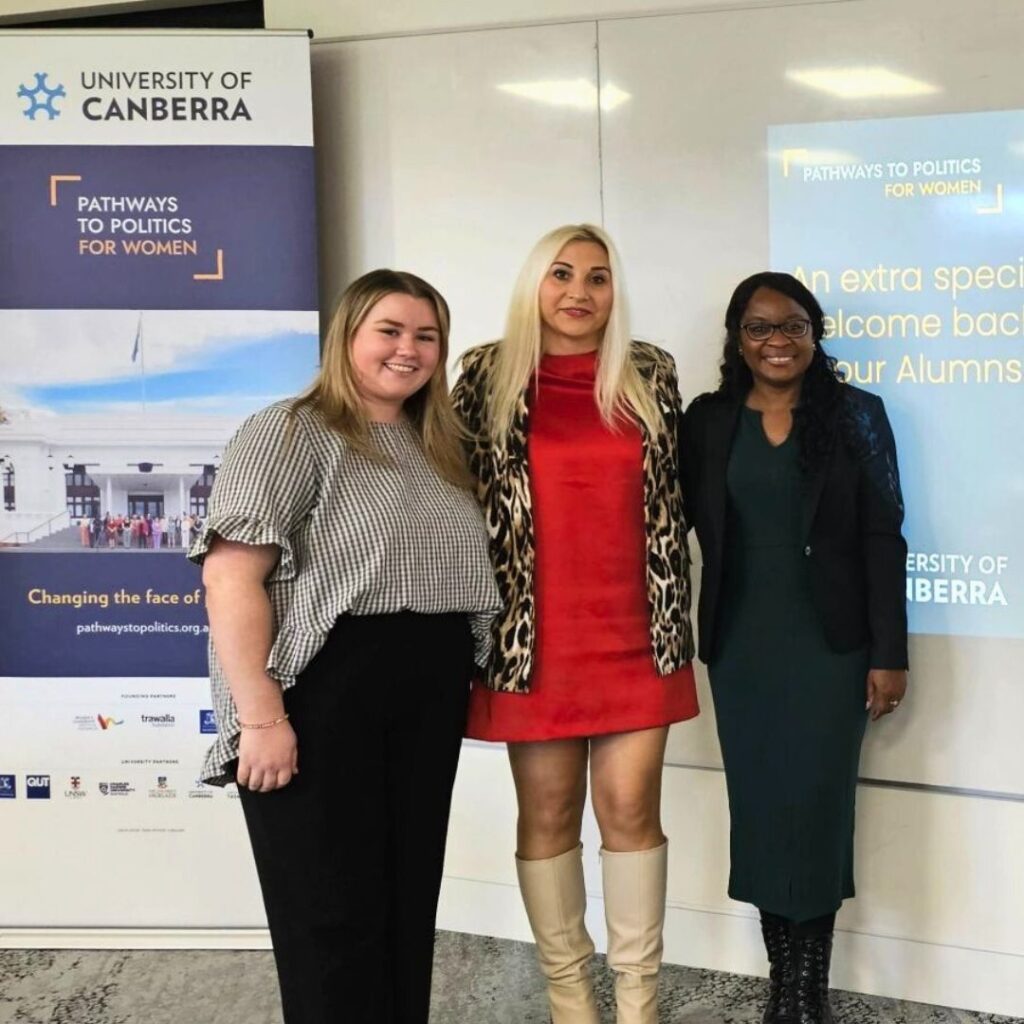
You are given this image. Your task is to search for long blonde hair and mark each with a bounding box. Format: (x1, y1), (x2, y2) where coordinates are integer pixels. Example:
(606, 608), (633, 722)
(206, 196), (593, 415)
(293, 269), (471, 488)
(485, 223), (662, 441)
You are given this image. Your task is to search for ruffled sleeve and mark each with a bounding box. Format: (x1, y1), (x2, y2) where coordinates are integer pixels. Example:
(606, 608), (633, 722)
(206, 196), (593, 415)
(188, 402), (318, 582)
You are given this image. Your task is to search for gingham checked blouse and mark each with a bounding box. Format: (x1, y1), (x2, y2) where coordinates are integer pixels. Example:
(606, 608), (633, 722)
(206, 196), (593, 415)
(188, 400), (501, 785)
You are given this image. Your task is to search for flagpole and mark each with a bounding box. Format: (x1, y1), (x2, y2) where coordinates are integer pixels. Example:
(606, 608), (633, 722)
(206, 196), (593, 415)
(140, 314), (146, 414)
(132, 312), (146, 413)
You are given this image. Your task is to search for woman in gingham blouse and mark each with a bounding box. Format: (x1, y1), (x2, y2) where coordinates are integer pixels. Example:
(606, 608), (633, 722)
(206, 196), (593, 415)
(190, 270), (500, 1024)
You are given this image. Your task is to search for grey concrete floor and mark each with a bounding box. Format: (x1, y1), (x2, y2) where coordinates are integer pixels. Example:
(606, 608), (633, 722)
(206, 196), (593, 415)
(0, 932), (1018, 1024)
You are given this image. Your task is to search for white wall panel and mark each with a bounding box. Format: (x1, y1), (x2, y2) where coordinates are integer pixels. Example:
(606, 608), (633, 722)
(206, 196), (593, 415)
(267, 0), (846, 41)
(310, 23), (602, 354)
(442, 746), (1024, 1014)
(598, 0), (1024, 795)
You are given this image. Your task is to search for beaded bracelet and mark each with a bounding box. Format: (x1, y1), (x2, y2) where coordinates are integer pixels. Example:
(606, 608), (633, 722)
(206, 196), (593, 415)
(239, 713), (290, 731)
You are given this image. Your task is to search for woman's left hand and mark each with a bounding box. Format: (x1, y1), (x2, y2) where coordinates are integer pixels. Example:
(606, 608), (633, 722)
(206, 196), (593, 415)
(866, 668), (908, 721)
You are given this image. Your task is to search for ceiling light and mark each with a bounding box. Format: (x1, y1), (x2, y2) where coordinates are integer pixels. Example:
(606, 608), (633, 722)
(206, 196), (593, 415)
(497, 79), (631, 112)
(786, 66), (938, 99)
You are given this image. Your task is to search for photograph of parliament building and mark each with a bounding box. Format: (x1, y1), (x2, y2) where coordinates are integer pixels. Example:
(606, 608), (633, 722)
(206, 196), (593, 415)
(0, 406), (225, 550)
(0, 308), (319, 552)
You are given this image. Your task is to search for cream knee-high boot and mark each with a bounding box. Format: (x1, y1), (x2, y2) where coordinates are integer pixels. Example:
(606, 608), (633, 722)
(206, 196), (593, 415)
(601, 841), (668, 1024)
(516, 844), (601, 1024)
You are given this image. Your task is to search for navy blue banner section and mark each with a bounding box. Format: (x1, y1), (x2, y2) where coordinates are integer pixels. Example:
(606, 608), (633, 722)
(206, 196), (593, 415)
(0, 145), (317, 311)
(0, 553), (207, 677)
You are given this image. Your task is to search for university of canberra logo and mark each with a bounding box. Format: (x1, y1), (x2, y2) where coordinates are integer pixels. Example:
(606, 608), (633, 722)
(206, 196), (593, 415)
(0, 775), (15, 799)
(17, 72), (66, 120)
(199, 709), (218, 734)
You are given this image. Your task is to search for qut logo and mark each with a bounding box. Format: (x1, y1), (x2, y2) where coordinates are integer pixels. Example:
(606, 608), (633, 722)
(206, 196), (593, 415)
(26, 775), (51, 799)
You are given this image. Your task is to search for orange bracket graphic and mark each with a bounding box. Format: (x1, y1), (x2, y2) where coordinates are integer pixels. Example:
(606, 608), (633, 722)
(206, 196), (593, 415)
(977, 183), (1004, 215)
(781, 149), (809, 179)
(50, 174), (82, 206)
(193, 248), (225, 281)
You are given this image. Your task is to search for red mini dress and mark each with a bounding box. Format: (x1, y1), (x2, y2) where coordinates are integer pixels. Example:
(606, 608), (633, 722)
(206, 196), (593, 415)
(465, 349), (698, 742)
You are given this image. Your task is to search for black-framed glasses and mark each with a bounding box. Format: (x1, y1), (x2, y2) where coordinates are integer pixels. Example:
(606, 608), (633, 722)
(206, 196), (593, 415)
(740, 318), (812, 342)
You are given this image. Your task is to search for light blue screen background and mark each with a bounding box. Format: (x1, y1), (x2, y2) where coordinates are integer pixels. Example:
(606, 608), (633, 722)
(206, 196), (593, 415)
(769, 111), (1024, 639)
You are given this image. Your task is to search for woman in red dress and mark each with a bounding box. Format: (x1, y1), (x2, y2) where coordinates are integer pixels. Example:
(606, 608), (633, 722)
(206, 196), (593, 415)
(453, 224), (698, 1024)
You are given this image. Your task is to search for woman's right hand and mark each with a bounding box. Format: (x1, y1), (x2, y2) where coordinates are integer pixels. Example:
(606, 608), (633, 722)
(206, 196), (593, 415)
(236, 720), (299, 792)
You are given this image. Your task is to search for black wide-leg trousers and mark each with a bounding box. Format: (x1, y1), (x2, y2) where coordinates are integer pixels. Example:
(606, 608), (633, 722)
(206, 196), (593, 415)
(237, 612), (474, 1024)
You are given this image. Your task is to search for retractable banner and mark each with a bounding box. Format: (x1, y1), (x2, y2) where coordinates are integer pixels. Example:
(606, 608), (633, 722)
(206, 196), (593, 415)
(0, 31), (318, 931)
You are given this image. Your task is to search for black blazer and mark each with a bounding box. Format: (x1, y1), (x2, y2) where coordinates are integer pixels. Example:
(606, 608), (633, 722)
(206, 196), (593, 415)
(680, 385), (908, 670)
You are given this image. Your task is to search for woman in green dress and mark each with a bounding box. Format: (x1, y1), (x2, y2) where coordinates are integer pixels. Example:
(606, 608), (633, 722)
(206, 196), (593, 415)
(681, 272), (908, 1024)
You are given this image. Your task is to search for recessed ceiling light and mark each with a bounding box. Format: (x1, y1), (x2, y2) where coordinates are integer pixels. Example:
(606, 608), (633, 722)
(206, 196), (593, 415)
(786, 66), (938, 99)
(497, 79), (631, 112)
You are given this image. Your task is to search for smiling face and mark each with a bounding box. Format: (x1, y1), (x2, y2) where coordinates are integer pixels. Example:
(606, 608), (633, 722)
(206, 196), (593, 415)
(349, 292), (441, 421)
(537, 239), (614, 354)
(738, 287), (816, 393)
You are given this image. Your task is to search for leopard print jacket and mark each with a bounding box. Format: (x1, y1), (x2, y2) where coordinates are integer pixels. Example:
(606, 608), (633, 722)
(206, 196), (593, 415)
(451, 340), (695, 693)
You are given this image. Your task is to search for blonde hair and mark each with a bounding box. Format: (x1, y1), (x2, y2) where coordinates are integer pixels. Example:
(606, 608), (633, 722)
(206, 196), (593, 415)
(293, 269), (472, 488)
(485, 223), (662, 441)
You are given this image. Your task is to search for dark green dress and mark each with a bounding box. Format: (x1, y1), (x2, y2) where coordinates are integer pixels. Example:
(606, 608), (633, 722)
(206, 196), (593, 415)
(709, 406), (868, 922)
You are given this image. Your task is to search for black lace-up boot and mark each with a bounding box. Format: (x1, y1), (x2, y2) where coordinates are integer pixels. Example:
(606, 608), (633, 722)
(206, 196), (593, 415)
(759, 911), (795, 1023)
(791, 932), (836, 1024)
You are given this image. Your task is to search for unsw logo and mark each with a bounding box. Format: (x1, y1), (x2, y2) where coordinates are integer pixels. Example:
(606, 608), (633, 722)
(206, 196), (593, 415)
(17, 72), (65, 120)
(65, 775), (88, 799)
(26, 775), (51, 799)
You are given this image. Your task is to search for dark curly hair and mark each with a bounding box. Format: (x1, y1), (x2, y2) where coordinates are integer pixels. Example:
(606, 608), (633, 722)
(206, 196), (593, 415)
(718, 271), (848, 474)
